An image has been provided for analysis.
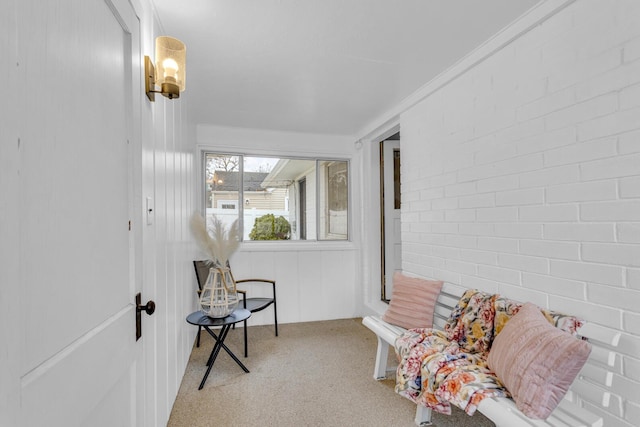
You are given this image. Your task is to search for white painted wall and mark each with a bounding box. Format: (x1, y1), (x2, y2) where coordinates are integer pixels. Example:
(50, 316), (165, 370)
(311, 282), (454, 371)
(373, 1), (639, 425)
(196, 125), (362, 326)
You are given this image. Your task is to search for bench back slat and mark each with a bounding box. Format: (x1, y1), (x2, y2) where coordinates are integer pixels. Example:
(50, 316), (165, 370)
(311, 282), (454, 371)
(433, 307), (450, 329)
(555, 399), (603, 427)
(580, 364), (614, 388)
(432, 288), (460, 330)
(577, 322), (622, 347)
(571, 378), (610, 408)
(548, 406), (585, 427)
(589, 346), (617, 367)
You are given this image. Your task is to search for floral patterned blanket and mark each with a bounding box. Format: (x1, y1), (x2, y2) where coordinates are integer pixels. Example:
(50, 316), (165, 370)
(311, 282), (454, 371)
(394, 289), (582, 416)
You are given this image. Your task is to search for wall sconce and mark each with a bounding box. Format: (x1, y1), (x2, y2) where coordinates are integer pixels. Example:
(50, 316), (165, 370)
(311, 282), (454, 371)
(145, 36), (186, 101)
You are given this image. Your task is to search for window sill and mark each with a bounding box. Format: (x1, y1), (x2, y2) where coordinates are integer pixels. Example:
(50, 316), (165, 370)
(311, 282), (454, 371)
(238, 240), (357, 252)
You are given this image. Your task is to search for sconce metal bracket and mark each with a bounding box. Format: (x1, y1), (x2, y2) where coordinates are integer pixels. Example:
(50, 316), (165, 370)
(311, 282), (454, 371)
(144, 55), (156, 102)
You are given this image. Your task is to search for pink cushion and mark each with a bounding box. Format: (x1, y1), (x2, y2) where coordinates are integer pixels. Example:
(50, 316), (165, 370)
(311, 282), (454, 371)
(381, 272), (443, 329)
(487, 302), (592, 419)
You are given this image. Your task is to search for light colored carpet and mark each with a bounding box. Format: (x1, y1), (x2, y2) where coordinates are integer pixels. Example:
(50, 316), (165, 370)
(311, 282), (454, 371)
(168, 318), (495, 427)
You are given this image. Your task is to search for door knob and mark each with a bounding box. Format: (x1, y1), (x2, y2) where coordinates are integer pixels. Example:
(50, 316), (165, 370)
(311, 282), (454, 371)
(137, 298), (156, 315)
(135, 292), (155, 340)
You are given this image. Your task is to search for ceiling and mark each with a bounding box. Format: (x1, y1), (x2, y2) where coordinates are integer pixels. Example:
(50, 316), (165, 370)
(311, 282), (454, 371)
(151, 0), (540, 136)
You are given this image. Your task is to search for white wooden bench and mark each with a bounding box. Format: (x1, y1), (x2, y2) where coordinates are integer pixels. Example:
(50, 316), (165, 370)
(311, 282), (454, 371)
(363, 283), (622, 427)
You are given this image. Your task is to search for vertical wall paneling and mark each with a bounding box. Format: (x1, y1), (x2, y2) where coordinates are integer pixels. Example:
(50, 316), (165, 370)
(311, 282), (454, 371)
(140, 51), (196, 424)
(142, 16), (196, 421)
(155, 98), (170, 424)
(0, 0), (21, 425)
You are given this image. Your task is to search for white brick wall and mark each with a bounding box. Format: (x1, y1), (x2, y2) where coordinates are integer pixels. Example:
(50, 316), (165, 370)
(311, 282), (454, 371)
(399, 1), (640, 425)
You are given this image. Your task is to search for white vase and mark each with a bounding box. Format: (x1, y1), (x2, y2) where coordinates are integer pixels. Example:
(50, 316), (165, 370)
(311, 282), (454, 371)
(199, 267), (239, 318)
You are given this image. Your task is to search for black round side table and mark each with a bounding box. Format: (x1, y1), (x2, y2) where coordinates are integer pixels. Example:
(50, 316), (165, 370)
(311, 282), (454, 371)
(186, 308), (251, 390)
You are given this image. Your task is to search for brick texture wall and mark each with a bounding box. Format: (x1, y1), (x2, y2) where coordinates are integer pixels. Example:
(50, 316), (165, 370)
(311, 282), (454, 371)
(399, 1), (640, 424)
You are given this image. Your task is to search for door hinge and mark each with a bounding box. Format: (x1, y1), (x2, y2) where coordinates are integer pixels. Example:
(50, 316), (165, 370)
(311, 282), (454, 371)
(129, 220), (132, 231)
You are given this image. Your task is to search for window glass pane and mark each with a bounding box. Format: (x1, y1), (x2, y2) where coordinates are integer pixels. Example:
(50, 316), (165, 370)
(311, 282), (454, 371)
(203, 153), (348, 242)
(244, 157), (316, 241)
(318, 160), (349, 240)
(205, 153), (240, 231)
(243, 156), (285, 241)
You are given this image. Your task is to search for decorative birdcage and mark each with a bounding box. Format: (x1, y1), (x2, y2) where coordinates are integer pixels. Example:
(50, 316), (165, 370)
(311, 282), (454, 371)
(199, 267), (239, 318)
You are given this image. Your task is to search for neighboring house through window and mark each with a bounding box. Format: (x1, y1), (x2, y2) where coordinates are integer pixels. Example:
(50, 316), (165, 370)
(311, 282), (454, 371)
(204, 153), (349, 241)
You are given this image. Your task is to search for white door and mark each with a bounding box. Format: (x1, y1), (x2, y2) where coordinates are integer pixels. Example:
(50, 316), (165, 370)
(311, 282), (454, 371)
(7, 0), (148, 426)
(382, 140), (401, 300)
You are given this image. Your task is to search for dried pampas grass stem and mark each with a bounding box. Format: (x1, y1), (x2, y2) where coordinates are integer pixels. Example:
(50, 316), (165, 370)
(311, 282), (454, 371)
(190, 213), (239, 266)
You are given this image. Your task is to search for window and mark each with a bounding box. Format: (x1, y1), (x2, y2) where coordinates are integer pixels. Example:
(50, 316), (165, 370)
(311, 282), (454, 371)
(218, 201), (237, 210)
(204, 153), (349, 241)
(319, 160), (348, 239)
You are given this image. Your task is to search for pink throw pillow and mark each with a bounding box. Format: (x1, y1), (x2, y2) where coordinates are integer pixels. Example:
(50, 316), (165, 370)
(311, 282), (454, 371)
(487, 302), (592, 419)
(381, 272), (443, 329)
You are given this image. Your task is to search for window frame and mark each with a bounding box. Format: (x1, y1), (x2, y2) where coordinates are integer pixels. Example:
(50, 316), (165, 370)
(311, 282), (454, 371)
(200, 151), (351, 243)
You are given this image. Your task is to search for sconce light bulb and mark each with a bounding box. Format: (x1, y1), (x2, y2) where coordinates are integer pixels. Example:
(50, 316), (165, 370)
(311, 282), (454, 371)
(163, 58), (179, 81)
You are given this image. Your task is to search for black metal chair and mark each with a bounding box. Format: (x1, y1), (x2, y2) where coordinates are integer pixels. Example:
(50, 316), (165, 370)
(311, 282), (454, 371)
(193, 260), (278, 357)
